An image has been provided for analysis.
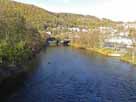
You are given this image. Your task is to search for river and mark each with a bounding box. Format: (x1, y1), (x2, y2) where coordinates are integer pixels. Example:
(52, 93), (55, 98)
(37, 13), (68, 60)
(2, 47), (136, 102)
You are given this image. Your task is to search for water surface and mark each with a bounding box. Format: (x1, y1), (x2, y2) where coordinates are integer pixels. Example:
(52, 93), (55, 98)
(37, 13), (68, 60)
(3, 47), (136, 102)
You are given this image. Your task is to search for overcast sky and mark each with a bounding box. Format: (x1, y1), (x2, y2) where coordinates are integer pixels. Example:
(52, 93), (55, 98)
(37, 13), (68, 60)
(13, 0), (136, 22)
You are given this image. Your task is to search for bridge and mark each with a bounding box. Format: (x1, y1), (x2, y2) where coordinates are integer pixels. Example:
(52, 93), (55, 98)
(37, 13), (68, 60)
(46, 37), (71, 46)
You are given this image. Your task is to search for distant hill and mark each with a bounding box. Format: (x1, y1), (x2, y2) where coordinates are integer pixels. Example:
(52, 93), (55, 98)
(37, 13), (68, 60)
(0, 0), (117, 31)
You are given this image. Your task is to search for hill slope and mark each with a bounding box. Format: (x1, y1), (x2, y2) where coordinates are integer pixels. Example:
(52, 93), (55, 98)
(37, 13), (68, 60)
(0, 0), (42, 66)
(1, 0), (116, 31)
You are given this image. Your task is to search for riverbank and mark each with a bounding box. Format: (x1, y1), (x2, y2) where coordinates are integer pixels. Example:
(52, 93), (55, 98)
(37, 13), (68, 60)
(70, 44), (136, 65)
(70, 44), (121, 56)
(121, 54), (136, 65)
(0, 44), (43, 85)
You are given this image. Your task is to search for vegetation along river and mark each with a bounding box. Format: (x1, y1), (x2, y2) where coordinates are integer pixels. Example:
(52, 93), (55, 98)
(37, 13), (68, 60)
(2, 47), (136, 102)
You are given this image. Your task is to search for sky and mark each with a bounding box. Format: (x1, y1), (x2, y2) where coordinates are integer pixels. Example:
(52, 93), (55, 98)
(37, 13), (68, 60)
(13, 0), (136, 22)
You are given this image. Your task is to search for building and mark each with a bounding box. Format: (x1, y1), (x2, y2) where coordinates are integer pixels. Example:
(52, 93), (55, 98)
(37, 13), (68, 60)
(68, 27), (80, 32)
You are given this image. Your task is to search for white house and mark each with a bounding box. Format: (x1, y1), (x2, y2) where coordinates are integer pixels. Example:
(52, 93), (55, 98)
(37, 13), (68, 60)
(105, 36), (133, 48)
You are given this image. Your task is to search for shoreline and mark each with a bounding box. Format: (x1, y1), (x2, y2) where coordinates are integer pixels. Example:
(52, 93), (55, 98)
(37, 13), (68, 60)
(0, 45), (43, 84)
(70, 44), (136, 65)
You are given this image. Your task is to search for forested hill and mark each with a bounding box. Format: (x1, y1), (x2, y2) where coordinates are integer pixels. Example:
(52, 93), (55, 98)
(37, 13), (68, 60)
(0, 0), (116, 31)
(0, 0), (54, 31)
(0, 0), (42, 67)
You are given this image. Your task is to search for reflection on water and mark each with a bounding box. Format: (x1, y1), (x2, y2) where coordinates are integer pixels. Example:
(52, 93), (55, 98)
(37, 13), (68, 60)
(1, 47), (136, 102)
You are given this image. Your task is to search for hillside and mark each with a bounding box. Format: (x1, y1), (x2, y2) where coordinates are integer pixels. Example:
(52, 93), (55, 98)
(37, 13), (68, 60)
(1, 0), (116, 31)
(0, 0), (42, 67)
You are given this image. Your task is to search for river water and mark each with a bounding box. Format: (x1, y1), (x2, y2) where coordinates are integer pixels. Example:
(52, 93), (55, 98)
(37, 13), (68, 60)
(2, 47), (136, 102)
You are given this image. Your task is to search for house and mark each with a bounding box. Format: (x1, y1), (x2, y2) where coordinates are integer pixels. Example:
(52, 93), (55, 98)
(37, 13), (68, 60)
(103, 31), (134, 54)
(98, 26), (116, 34)
(122, 23), (136, 29)
(68, 27), (80, 32)
(119, 32), (129, 37)
(105, 37), (132, 46)
(104, 36), (133, 56)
